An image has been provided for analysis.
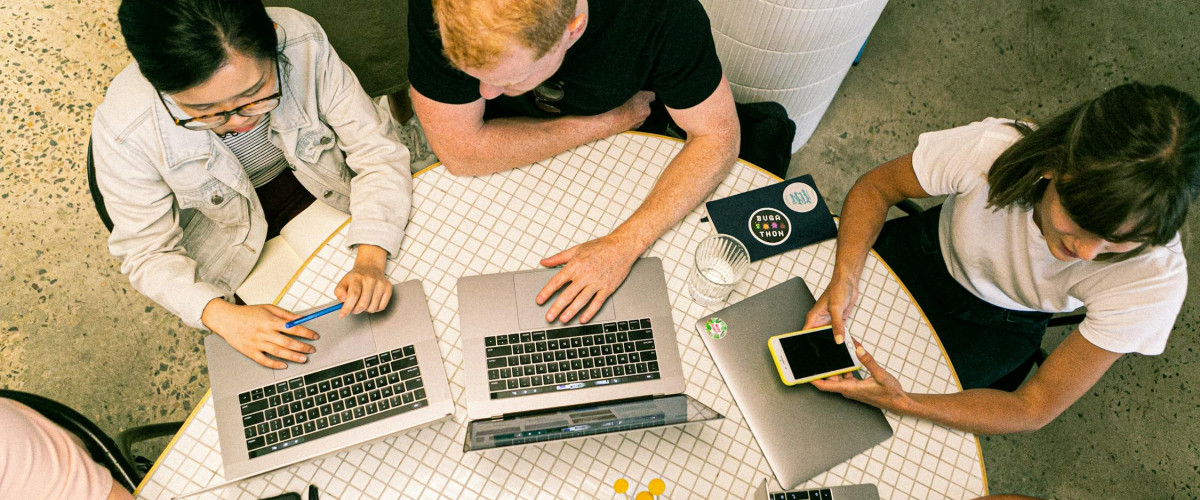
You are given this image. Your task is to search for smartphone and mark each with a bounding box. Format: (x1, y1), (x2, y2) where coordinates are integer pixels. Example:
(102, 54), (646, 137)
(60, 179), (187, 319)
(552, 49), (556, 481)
(767, 326), (861, 385)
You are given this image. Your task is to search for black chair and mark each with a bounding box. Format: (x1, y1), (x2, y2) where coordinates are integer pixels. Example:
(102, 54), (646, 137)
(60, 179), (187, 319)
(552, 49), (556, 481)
(0, 390), (182, 493)
(87, 138), (115, 232)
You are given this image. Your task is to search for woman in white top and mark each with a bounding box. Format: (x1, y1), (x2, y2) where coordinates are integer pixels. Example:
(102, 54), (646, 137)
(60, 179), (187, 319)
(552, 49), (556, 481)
(805, 83), (1199, 434)
(93, 0), (412, 368)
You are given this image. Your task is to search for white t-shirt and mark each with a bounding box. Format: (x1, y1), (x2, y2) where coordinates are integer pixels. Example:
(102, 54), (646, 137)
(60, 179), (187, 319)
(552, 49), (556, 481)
(911, 118), (1188, 355)
(0, 399), (116, 500)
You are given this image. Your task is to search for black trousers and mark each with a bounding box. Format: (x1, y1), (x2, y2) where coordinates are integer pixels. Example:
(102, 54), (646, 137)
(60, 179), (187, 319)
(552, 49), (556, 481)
(872, 205), (1052, 389)
(257, 168), (316, 240)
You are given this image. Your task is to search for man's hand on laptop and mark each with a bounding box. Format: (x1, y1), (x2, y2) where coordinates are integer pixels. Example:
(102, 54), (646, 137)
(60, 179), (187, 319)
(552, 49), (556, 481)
(536, 233), (640, 324)
(202, 299), (319, 369)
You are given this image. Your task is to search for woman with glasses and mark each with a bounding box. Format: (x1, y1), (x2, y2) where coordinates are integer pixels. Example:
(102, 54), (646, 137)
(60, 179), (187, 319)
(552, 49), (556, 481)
(92, 0), (413, 369)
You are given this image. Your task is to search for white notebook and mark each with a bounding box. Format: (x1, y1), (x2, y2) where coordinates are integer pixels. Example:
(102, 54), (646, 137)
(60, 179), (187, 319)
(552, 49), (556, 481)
(235, 201), (349, 305)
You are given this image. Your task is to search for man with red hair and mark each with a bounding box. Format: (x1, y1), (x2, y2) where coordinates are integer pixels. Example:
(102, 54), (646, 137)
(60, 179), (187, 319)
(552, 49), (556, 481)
(409, 0), (740, 324)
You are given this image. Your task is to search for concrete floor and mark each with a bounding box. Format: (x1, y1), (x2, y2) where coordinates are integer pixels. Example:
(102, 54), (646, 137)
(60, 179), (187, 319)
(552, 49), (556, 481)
(1, 0), (1197, 498)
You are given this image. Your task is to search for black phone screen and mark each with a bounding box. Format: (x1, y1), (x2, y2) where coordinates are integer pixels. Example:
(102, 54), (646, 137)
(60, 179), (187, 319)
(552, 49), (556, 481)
(779, 327), (855, 380)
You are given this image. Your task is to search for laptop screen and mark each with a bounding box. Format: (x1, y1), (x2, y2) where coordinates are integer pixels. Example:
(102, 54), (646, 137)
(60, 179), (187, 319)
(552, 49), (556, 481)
(464, 395), (720, 451)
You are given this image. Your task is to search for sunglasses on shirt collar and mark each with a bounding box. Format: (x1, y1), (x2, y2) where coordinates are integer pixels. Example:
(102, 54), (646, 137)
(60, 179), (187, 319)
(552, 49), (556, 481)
(532, 80), (565, 114)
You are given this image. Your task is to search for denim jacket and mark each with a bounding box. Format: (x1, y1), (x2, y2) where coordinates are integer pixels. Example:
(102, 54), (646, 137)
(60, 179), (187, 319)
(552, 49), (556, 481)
(91, 8), (412, 329)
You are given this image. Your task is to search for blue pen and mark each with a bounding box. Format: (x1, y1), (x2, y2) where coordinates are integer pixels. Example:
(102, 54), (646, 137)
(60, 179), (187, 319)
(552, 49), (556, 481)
(284, 303), (343, 329)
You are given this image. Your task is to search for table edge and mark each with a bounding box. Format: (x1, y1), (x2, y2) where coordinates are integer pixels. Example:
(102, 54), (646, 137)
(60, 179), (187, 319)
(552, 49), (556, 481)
(867, 247), (990, 494)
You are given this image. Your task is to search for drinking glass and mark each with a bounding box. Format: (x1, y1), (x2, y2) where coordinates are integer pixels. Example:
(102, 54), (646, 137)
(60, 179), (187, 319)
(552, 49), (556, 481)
(687, 234), (750, 305)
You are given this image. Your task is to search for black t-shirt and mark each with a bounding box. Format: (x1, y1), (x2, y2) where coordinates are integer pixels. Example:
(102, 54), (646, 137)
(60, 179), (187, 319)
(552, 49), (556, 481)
(408, 0), (723, 123)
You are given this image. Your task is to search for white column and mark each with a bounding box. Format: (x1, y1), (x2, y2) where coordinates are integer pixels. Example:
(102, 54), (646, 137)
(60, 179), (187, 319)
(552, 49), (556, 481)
(700, 0), (890, 151)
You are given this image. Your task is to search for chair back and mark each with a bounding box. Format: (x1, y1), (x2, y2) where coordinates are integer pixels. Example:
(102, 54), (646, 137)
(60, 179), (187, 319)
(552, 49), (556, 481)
(0, 390), (139, 492)
(87, 138), (115, 232)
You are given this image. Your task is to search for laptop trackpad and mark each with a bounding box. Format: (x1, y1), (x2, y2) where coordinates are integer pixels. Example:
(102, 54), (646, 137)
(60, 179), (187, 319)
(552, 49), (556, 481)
(513, 268), (616, 329)
(273, 311), (376, 381)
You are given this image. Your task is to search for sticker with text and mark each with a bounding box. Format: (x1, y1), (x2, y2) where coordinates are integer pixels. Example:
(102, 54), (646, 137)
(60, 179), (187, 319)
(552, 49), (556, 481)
(783, 182), (819, 213)
(748, 207), (791, 246)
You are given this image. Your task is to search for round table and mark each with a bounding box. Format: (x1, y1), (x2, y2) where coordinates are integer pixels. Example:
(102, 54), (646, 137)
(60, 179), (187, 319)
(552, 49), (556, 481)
(136, 132), (987, 499)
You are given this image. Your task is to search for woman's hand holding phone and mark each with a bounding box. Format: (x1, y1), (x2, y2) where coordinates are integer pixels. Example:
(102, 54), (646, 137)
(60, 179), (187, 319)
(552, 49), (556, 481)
(804, 273), (859, 344)
(812, 339), (910, 412)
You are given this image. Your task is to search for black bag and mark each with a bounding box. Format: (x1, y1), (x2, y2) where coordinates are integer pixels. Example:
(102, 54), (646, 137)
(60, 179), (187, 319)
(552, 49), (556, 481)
(733, 101), (796, 179)
(657, 100), (796, 179)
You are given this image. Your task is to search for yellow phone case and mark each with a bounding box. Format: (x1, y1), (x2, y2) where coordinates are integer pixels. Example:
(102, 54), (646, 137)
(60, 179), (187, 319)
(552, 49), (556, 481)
(767, 326), (861, 385)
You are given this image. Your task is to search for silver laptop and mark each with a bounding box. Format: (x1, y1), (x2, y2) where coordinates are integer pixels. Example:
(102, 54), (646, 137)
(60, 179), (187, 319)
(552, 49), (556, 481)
(748, 478), (880, 500)
(696, 277), (893, 489)
(204, 280), (454, 482)
(458, 257), (692, 422)
(464, 393), (721, 452)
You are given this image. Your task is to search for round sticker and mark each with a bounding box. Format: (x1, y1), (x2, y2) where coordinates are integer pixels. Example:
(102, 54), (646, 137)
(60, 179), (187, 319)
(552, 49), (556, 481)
(704, 317), (728, 339)
(747, 207), (791, 246)
(783, 182), (819, 213)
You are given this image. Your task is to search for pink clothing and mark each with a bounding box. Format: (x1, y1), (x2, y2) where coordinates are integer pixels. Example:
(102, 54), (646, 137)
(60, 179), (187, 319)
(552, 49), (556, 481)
(0, 399), (115, 500)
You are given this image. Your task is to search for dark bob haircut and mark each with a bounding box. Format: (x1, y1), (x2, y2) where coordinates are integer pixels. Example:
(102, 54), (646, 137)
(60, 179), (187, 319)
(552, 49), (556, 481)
(987, 83), (1200, 259)
(118, 0), (277, 93)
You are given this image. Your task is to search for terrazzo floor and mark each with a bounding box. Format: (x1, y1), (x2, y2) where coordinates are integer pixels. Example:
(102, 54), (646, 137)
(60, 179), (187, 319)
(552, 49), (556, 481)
(1, 0), (1198, 499)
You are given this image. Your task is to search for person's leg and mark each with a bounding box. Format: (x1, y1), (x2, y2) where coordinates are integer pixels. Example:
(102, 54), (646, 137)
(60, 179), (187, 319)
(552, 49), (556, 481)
(389, 88), (414, 124)
(873, 206), (1050, 389)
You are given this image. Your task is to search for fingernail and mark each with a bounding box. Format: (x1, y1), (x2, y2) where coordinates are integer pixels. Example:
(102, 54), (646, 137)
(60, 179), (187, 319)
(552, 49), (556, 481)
(298, 355), (307, 362)
(313, 333), (320, 340)
(835, 335), (844, 343)
(856, 346), (865, 356)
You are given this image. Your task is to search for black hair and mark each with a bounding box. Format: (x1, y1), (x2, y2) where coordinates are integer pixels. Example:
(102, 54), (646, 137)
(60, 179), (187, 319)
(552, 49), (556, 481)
(987, 83), (1200, 259)
(118, 0), (277, 93)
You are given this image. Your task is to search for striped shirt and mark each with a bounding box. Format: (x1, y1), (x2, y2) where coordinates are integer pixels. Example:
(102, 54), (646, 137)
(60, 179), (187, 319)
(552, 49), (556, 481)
(220, 115), (291, 188)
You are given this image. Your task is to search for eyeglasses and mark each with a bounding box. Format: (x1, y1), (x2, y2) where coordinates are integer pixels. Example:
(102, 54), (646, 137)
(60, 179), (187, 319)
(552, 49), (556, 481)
(158, 59), (283, 131)
(533, 80), (564, 114)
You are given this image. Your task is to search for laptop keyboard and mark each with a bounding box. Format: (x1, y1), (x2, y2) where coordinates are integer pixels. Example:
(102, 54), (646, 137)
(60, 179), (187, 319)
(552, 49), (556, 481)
(484, 318), (661, 400)
(771, 490), (834, 500)
(238, 345), (428, 459)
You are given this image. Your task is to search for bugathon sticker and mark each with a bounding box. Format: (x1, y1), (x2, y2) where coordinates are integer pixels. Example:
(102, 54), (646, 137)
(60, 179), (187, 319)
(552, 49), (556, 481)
(783, 182), (819, 213)
(748, 207), (791, 246)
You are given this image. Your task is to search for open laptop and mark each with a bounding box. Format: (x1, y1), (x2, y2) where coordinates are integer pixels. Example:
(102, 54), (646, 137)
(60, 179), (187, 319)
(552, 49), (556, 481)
(696, 277), (893, 489)
(204, 280), (454, 482)
(464, 393), (721, 451)
(458, 257), (721, 447)
(748, 478), (880, 500)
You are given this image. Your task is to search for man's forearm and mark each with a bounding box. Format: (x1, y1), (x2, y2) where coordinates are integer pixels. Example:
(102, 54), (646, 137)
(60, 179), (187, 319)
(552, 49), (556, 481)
(611, 133), (737, 251)
(442, 114), (620, 176)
